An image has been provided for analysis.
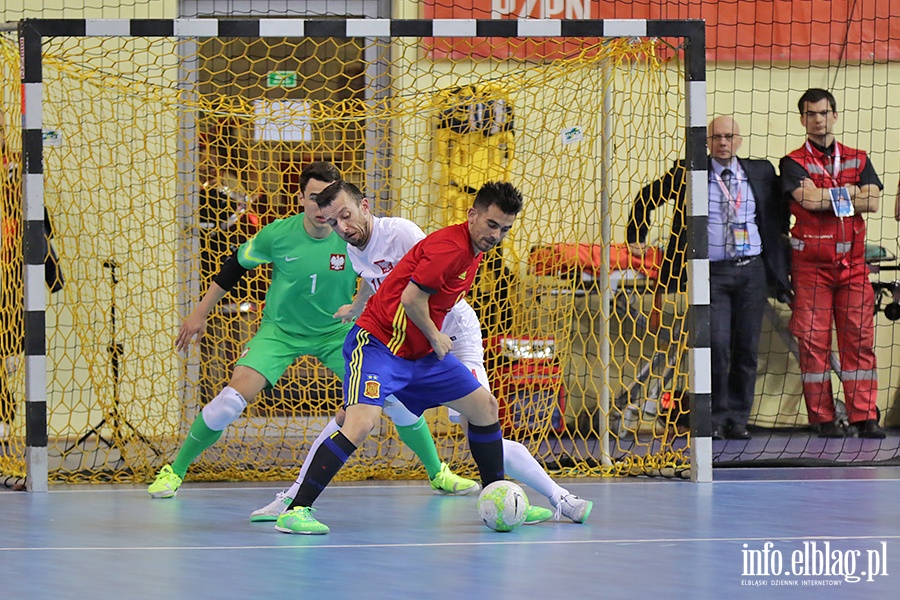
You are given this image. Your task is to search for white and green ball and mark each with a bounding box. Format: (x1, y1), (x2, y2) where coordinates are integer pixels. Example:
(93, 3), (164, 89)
(477, 480), (529, 532)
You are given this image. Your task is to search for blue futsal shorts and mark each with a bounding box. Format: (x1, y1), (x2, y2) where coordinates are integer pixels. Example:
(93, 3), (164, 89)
(342, 324), (482, 416)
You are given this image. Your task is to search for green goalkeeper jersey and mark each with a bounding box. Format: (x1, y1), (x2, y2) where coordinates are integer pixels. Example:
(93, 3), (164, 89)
(236, 214), (357, 338)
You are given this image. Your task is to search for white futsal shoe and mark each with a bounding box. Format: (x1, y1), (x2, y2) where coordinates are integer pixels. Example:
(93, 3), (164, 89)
(249, 490), (292, 522)
(554, 494), (593, 523)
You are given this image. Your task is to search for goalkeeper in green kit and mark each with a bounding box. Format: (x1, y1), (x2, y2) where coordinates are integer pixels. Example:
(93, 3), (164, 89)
(148, 162), (477, 499)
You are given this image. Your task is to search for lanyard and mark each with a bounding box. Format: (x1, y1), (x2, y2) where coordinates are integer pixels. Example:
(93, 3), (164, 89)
(805, 141), (841, 187)
(714, 170), (742, 211)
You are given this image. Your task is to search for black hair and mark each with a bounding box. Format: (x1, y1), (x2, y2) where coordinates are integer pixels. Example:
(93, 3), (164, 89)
(313, 179), (364, 208)
(472, 181), (523, 215)
(299, 161), (341, 195)
(798, 88), (837, 114)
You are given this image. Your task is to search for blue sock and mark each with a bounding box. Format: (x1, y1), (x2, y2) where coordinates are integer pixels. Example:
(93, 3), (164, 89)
(467, 422), (505, 486)
(289, 431), (357, 509)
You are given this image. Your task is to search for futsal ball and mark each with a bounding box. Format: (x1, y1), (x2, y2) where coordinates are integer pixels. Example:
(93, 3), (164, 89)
(477, 480), (529, 532)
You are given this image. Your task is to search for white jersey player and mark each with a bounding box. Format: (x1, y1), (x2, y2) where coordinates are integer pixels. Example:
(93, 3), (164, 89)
(250, 188), (592, 526)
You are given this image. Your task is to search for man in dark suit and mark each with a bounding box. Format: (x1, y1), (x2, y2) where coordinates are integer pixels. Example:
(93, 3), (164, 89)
(626, 116), (790, 440)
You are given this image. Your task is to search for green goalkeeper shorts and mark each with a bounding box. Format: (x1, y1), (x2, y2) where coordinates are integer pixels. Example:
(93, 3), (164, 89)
(236, 319), (352, 388)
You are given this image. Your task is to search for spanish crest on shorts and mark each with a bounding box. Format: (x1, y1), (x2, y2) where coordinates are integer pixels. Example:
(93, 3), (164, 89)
(364, 375), (381, 399)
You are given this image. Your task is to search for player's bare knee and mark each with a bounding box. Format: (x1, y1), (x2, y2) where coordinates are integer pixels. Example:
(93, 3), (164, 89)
(464, 391), (499, 426)
(477, 390), (499, 418)
(484, 393), (499, 421)
(228, 365), (267, 402)
(340, 407), (379, 445)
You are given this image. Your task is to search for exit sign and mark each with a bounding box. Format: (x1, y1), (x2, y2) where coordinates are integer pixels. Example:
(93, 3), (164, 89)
(267, 71), (297, 88)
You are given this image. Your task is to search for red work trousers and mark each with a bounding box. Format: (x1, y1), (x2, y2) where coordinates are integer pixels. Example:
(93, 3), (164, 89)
(789, 257), (878, 424)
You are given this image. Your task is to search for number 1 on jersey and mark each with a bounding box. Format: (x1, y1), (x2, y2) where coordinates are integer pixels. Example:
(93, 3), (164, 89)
(310, 273), (317, 295)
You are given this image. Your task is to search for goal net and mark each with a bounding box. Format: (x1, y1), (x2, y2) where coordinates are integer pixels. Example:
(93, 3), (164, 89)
(2, 19), (706, 484)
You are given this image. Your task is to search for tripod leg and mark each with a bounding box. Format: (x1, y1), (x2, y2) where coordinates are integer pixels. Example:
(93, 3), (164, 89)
(121, 421), (163, 457)
(62, 418), (115, 453)
(101, 262), (164, 459)
(103, 342), (162, 458)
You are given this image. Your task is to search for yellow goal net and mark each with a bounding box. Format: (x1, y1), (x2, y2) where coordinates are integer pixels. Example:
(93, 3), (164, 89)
(1, 19), (702, 485)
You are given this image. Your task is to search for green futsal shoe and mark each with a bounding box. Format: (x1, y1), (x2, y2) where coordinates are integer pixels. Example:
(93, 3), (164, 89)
(275, 506), (330, 535)
(523, 505), (554, 525)
(430, 462), (481, 496)
(148, 464), (183, 499)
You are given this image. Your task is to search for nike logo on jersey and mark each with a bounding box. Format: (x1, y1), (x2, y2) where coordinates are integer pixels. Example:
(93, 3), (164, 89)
(284, 256), (299, 262)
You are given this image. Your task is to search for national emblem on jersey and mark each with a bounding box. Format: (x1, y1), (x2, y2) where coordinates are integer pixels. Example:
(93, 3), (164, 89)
(363, 376), (381, 399)
(374, 259), (394, 274)
(330, 254), (346, 270)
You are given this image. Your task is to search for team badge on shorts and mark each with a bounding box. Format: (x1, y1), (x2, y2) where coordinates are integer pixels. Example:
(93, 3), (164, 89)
(364, 378), (381, 399)
(330, 254), (346, 270)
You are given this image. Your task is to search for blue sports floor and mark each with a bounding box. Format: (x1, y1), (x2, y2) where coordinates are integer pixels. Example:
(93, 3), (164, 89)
(2, 468), (899, 599)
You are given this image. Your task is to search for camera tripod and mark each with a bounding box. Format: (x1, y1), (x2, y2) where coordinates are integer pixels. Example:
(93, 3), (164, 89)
(64, 260), (160, 457)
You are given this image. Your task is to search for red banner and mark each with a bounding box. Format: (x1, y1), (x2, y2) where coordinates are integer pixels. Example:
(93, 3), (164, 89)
(424, 0), (900, 62)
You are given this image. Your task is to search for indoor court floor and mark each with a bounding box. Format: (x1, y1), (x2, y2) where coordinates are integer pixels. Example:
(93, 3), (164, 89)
(2, 468), (899, 599)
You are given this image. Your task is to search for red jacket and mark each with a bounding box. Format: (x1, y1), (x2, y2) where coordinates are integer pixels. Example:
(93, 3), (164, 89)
(785, 141), (869, 264)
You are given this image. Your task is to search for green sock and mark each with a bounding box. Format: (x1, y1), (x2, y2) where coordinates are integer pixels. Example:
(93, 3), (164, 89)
(395, 416), (443, 479)
(171, 415), (223, 478)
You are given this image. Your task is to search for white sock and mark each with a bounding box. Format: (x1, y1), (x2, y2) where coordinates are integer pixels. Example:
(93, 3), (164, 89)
(286, 418), (342, 499)
(502, 438), (568, 505)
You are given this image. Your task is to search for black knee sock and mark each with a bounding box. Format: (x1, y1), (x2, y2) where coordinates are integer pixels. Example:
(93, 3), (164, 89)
(467, 422), (505, 486)
(289, 431), (358, 509)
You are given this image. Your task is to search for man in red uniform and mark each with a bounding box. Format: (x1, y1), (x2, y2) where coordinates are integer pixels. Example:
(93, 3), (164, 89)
(780, 88), (885, 438)
(277, 180), (523, 534)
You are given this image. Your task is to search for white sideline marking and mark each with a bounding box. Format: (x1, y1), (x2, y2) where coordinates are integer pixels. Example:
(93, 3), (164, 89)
(41, 476), (900, 493)
(3, 535), (900, 553)
(23, 476), (900, 496)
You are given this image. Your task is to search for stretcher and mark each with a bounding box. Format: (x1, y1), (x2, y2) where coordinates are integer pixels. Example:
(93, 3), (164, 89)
(529, 242), (663, 292)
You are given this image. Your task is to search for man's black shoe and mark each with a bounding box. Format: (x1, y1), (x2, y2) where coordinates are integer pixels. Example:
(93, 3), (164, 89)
(814, 422), (846, 438)
(853, 419), (886, 439)
(711, 426), (724, 440)
(726, 423), (751, 440)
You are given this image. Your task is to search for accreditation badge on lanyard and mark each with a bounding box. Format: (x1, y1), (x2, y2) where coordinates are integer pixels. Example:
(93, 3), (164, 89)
(715, 170), (750, 254)
(806, 142), (853, 218)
